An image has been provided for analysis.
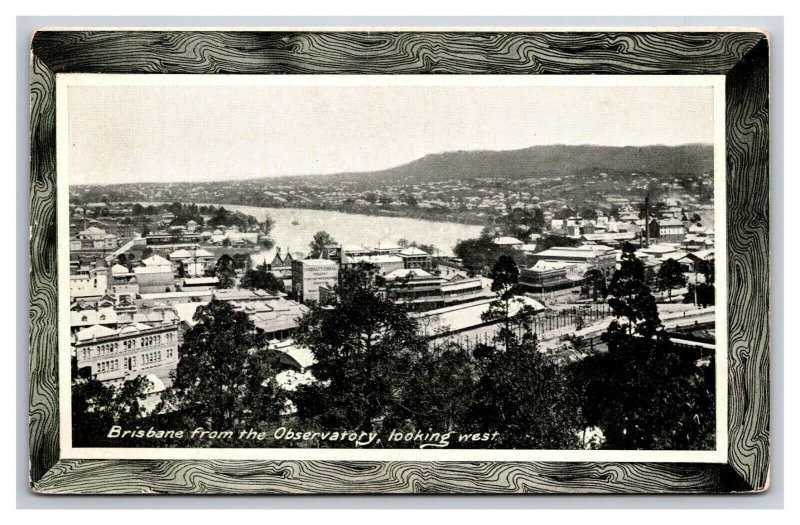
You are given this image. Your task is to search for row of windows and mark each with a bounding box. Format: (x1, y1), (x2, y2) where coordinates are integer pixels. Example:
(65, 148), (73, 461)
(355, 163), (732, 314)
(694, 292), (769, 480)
(95, 349), (177, 375)
(79, 332), (176, 359)
(96, 359), (119, 374)
(92, 342), (119, 358)
(142, 351), (162, 365)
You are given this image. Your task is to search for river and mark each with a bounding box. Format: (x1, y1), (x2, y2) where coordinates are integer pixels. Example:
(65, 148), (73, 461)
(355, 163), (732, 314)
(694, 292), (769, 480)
(179, 204), (484, 264)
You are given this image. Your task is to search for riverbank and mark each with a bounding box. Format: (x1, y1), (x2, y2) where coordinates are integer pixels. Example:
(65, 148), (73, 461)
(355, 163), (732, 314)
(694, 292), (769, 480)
(121, 201), (485, 260)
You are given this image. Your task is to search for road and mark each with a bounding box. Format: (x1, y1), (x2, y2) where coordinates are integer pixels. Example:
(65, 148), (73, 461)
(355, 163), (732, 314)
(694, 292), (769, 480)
(431, 303), (716, 354)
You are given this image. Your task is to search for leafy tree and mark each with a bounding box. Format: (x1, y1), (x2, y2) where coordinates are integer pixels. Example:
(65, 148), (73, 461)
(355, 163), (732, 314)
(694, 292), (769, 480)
(570, 320), (715, 450)
(467, 332), (583, 449)
(553, 207), (576, 220)
(400, 342), (475, 433)
(692, 258), (715, 307)
(72, 375), (153, 447)
(240, 262), (286, 294)
(176, 261), (186, 279)
(208, 254), (236, 289)
(482, 255), (522, 348)
(582, 269), (608, 302)
(222, 237), (231, 247)
(453, 236), (516, 276)
(291, 264), (427, 433)
(404, 194), (418, 207)
(230, 253), (252, 271)
(607, 242), (661, 336)
(141, 246), (154, 259)
(535, 235), (582, 253)
(164, 300), (286, 430)
(308, 231), (336, 258)
(364, 192), (378, 204)
(656, 258), (687, 301)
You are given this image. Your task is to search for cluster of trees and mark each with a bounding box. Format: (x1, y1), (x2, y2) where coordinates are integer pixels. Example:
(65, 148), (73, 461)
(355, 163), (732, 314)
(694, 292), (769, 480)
(569, 244), (715, 449)
(277, 262), (585, 449)
(397, 238), (437, 255)
(453, 229), (580, 276)
(72, 364), (154, 447)
(453, 235), (520, 276)
(73, 249), (715, 451)
(130, 202), (273, 236)
(307, 231), (438, 259)
(240, 262), (285, 294)
(204, 253), (252, 289)
(499, 208), (546, 239)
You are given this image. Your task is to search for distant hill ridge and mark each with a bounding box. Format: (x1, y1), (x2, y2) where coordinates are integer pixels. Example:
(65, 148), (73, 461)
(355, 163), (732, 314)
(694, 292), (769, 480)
(295, 144), (713, 185)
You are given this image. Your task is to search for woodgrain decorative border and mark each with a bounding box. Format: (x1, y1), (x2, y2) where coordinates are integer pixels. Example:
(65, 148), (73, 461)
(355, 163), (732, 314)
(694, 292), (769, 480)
(28, 30), (770, 494)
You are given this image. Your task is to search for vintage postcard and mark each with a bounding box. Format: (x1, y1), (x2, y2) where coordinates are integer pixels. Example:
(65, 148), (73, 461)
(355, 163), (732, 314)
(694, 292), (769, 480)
(29, 30), (770, 494)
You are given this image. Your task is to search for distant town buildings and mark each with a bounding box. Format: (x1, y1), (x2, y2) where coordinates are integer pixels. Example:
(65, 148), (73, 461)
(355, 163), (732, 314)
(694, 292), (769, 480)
(67, 180), (716, 395)
(70, 226), (118, 251)
(134, 255), (177, 294)
(70, 264), (108, 299)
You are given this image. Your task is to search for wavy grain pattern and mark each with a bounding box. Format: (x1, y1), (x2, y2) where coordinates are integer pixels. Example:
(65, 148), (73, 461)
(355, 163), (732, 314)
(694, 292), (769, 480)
(30, 31), (763, 75)
(29, 53), (59, 484)
(724, 39), (770, 491)
(29, 30), (769, 494)
(35, 460), (727, 494)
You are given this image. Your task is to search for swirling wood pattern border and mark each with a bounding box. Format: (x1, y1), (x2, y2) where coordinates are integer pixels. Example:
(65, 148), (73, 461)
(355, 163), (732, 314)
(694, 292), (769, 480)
(28, 30), (770, 494)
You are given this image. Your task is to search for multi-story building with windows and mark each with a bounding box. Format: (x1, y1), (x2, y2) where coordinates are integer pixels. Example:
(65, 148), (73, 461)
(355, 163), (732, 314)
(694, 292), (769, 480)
(70, 226), (118, 251)
(291, 259), (339, 302)
(519, 260), (580, 295)
(72, 320), (180, 386)
(527, 245), (617, 277)
(398, 247), (434, 270)
(69, 265), (109, 299)
(379, 268), (493, 312)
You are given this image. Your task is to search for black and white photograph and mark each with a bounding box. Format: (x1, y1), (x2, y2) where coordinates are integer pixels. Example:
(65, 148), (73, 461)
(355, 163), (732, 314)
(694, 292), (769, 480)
(60, 74), (725, 458)
(25, 28), (771, 495)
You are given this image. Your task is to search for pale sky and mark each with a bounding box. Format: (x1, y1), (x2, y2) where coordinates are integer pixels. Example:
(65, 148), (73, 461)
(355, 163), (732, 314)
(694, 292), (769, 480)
(67, 81), (715, 186)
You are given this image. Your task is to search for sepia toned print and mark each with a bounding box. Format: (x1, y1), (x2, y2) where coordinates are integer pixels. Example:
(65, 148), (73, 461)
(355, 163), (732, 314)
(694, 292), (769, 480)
(57, 74), (727, 462)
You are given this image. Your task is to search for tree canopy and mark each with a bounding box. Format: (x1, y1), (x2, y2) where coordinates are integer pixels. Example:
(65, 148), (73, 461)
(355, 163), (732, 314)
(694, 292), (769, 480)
(657, 258), (687, 301)
(583, 269), (608, 302)
(467, 329), (583, 449)
(240, 262), (285, 294)
(290, 264), (427, 432)
(207, 254), (237, 289)
(308, 231), (337, 258)
(71, 372), (153, 447)
(569, 245), (715, 450)
(165, 300), (286, 432)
